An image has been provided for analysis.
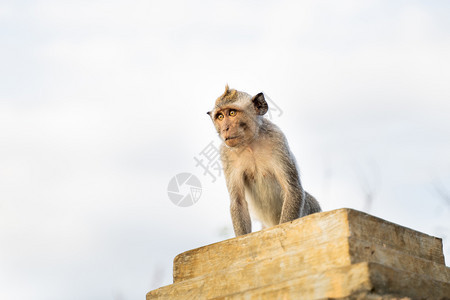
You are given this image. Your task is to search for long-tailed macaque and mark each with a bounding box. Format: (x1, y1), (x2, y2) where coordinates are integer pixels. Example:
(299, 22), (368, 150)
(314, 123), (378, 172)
(207, 86), (321, 236)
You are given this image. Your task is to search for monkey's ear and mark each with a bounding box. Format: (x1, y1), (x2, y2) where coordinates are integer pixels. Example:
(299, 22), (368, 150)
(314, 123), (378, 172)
(251, 93), (268, 115)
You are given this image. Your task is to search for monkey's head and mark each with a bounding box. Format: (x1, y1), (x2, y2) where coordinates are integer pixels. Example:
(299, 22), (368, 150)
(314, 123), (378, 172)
(207, 85), (268, 148)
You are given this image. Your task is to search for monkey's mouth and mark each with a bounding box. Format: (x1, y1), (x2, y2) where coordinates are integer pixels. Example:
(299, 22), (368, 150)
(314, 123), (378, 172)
(225, 136), (239, 141)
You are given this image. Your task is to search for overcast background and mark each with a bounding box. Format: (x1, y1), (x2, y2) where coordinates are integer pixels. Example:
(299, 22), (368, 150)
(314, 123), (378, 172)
(1, 1), (450, 299)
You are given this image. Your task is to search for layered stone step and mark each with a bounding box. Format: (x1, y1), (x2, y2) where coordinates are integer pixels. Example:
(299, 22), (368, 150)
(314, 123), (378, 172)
(149, 262), (450, 299)
(147, 208), (449, 300)
(211, 263), (450, 300)
(174, 209), (444, 283)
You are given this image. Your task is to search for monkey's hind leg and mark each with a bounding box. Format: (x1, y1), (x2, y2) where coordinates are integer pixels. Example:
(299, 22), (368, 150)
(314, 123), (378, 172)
(304, 192), (321, 215)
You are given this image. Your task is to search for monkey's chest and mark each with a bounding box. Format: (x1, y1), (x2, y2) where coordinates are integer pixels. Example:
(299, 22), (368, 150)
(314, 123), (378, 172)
(228, 145), (284, 226)
(242, 167), (284, 227)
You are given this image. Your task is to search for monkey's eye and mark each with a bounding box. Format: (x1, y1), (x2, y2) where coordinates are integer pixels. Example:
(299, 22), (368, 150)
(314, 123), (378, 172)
(217, 113), (224, 121)
(229, 110), (237, 117)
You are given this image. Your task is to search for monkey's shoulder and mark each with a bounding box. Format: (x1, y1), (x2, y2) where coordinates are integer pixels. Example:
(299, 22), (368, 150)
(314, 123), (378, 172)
(258, 119), (288, 142)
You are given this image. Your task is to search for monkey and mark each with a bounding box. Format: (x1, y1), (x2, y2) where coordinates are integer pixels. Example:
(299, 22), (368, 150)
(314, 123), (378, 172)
(207, 85), (321, 237)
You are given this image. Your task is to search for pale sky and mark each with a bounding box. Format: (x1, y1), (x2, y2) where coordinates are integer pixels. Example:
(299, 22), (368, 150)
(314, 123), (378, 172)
(1, 1), (450, 299)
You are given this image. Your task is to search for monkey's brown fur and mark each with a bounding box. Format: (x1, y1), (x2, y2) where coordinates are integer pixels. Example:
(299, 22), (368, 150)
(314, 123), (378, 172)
(207, 86), (321, 236)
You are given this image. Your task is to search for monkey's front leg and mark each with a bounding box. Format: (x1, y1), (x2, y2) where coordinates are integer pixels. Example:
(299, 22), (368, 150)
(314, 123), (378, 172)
(277, 169), (304, 224)
(279, 187), (304, 224)
(230, 191), (252, 236)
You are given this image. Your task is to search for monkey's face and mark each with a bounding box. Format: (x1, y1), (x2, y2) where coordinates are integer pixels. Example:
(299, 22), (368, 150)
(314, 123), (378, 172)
(210, 106), (259, 148)
(207, 87), (269, 148)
